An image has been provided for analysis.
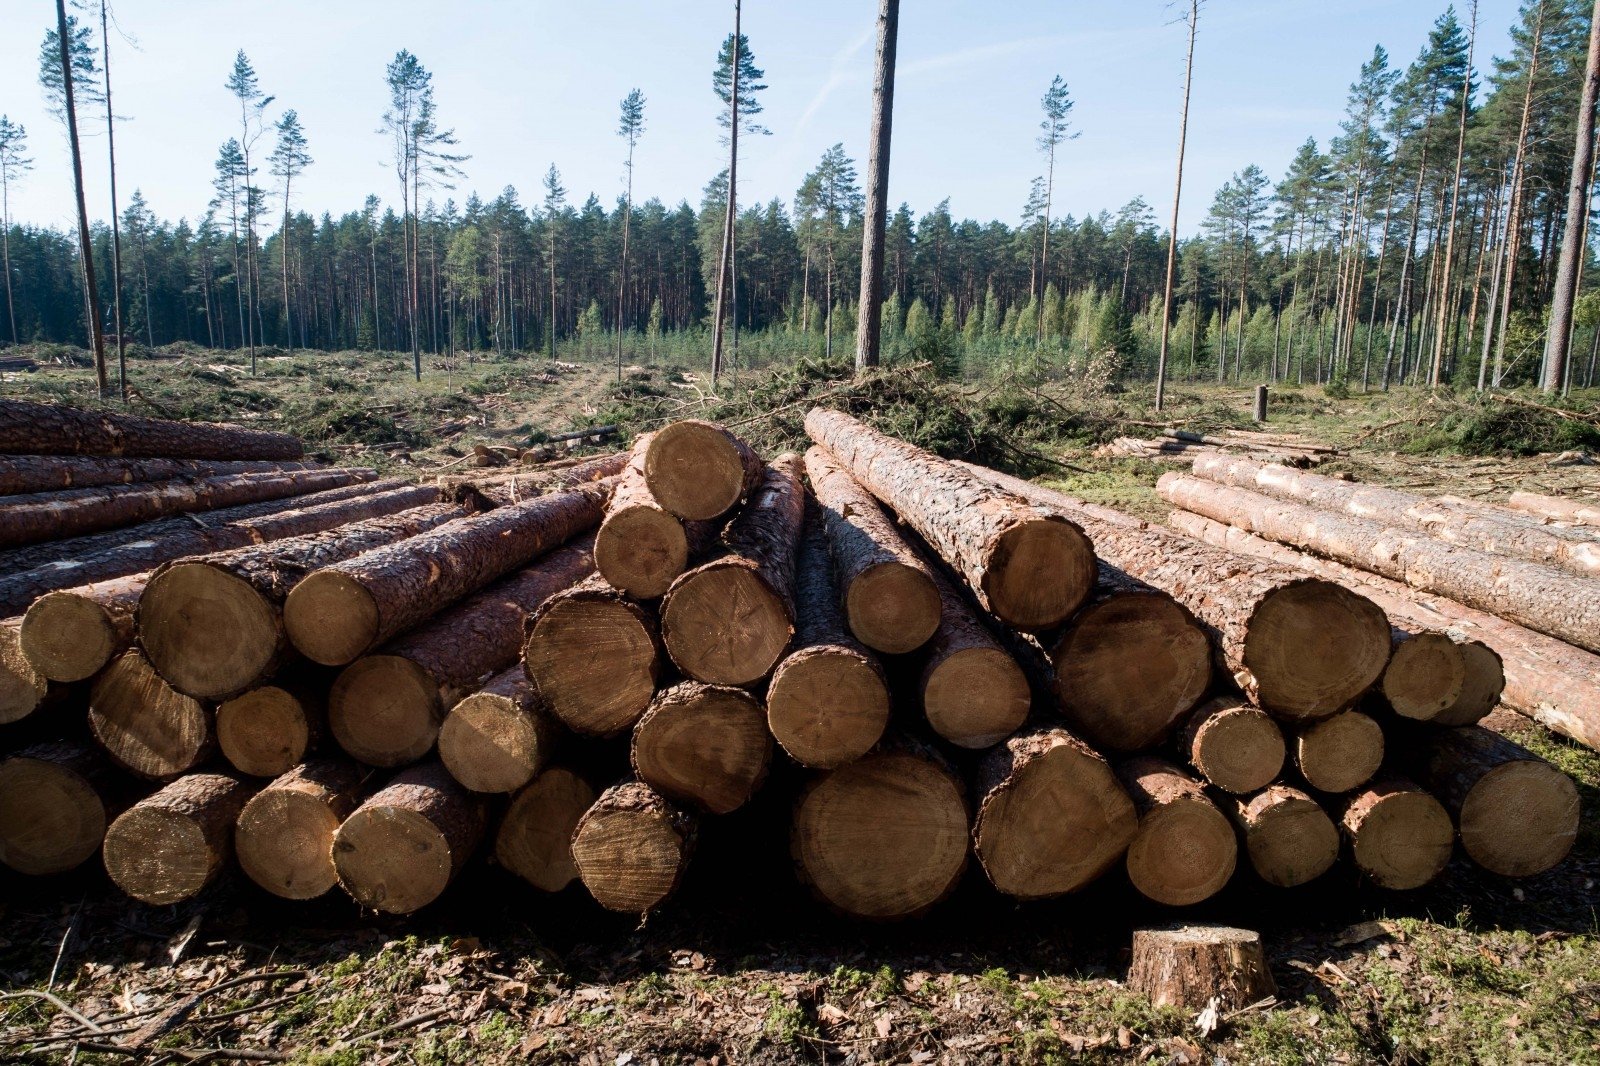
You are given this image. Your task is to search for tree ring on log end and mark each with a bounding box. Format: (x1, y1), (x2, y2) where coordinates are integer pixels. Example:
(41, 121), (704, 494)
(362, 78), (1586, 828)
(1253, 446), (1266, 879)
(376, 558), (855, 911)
(845, 561), (941, 654)
(633, 686), (772, 814)
(525, 597), (658, 736)
(644, 421), (749, 520)
(1295, 711), (1384, 794)
(1434, 641), (1504, 727)
(333, 806), (454, 913)
(1352, 791), (1453, 890)
(284, 571), (381, 666)
(594, 505), (688, 600)
(0, 624), (48, 723)
(662, 567), (791, 686)
(19, 592), (118, 684)
(329, 655), (441, 768)
(924, 647), (1029, 750)
(103, 808), (211, 905)
(983, 517), (1098, 630)
(1244, 795), (1338, 887)
(1382, 632), (1466, 721)
(89, 652), (211, 779)
(0, 758), (106, 875)
(1127, 798), (1237, 906)
(572, 807), (689, 913)
(141, 563), (279, 699)
(767, 649), (890, 768)
(236, 789), (343, 899)
(495, 768), (596, 892)
(439, 692), (546, 793)
(217, 687), (311, 778)
(1245, 580), (1390, 720)
(1193, 706), (1284, 794)
(1459, 761), (1579, 877)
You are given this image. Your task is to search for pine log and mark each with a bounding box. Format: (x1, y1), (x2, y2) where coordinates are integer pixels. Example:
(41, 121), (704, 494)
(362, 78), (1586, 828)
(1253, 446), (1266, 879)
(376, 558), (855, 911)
(332, 762), (486, 913)
(494, 766), (596, 892)
(0, 618), (48, 724)
(0, 398), (304, 459)
(660, 455), (805, 686)
(958, 462), (1392, 721)
(235, 759), (365, 899)
(1506, 490), (1600, 526)
(1340, 775), (1454, 890)
(139, 502), (464, 699)
(594, 434), (716, 599)
(522, 575), (661, 737)
(1228, 785), (1340, 887)
(439, 666), (556, 793)
(1403, 726), (1578, 877)
(216, 677), (325, 778)
(0, 456), (316, 496)
(0, 467), (378, 550)
(641, 420), (764, 521)
(329, 540), (595, 767)
(1178, 696), (1285, 795)
(766, 510), (890, 768)
(571, 780), (698, 914)
(1381, 630), (1466, 722)
(791, 741), (969, 919)
(89, 650), (213, 779)
(1292, 710), (1384, 794)
(631, 681), (773, 814)
(1128, 926), (1277, 1012)
(1051, 565), (1213, 752)
(1437, 639), (1505, 728)
(285, 482), (608, 666)
(439, 450), (628, 507)
(1188, 455), (1600, 578)
(0, 742), (118, 875)
(1118, 757), (1238, 906)
(917, 561), (1031, 749)
(972, 728), (1137, 900)
(20, 573), (145, 683)
(803, 445), (941, 654)
(102, 772), (257, 905)
(808, 410), (1097, 630)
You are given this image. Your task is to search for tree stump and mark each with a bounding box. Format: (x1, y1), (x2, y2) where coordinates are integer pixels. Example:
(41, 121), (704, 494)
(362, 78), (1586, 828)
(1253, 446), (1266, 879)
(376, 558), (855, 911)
(1128, 926), (1277, 1012)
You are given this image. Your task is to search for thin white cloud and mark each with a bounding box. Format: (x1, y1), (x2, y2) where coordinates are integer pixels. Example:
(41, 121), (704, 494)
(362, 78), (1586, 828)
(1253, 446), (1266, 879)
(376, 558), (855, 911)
(794, 23), (876, 132)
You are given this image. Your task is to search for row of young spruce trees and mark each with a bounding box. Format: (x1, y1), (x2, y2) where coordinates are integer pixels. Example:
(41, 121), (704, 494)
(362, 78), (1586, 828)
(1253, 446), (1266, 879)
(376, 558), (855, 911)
(0, 398), (1581, 918)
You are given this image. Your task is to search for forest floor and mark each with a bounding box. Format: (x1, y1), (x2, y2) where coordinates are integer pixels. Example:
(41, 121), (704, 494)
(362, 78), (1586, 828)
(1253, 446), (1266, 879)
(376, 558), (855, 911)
(1, 343), (1599, 1064)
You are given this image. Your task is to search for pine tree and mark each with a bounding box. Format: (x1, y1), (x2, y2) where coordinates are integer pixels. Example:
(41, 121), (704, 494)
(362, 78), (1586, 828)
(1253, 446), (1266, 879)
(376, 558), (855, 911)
(615, 88), (646, 378)
(795, 144), (862, 361)
(543, 164), (567, 363)
(0, 116), (32, 345)
(709, 12), (770, 380)
(269, 110), (312, 350)
(226, 51), (273, 374)
(1036, 75), (1078, 345)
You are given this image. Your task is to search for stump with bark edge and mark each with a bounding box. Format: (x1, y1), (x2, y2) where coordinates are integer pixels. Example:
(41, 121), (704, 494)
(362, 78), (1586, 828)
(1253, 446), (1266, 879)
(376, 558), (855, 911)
(631, 682), (773, 814)
(235, 760), (364, 899)
(439, 667), (556, 794)
(523, 575), (660, 738)
(1292, 710), (1384, 794)
(917, 563), (1030, 750)
(1179, 696), (1285, 794)
(1381, 631), (1466, 722)
(595, 433), (715, 598)
(0, 619), (48, 725)
(0, 743), (116, 875)
(89, 650), (212, 779)
(20, 573), (145, 683)
(1118, 757), (1237, 906)
(1228, 785), (1340, 887)
(494, 767), (597, 892)
(1128, 926), (1277, 1012)
(1340, 776), (1454, 890)
(332, 763), (487, 914)
(216, 681), (323, 778)
(571, 781), (698, 914)
(102, 773), (256, 905)
(972, 728), (1137, 899)
(641, 420), (764, 521)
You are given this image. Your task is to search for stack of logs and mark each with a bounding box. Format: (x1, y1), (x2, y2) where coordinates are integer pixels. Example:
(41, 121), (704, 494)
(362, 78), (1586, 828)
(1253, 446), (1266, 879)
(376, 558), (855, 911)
(1097, 427), (1338, 467)
(0, 399), (1580, 922)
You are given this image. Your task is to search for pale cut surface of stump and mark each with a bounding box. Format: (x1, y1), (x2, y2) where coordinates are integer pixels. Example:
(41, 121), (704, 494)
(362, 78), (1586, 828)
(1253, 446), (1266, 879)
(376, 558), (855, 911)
(1127, 926), (1277, 1012)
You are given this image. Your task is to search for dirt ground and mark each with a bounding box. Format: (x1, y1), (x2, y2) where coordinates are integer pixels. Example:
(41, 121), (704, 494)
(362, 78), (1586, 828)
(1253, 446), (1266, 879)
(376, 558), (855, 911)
(1, 346), (1598, 1064)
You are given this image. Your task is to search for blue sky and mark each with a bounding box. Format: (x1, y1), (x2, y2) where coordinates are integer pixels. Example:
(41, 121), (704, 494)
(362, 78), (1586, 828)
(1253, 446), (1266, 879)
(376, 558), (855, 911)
(0, 1), (1522, 236)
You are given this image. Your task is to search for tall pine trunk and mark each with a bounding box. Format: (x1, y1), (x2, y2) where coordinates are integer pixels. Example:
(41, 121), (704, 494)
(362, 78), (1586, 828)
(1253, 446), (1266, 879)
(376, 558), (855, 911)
(56, 0), (108, 397)
(1542, 0), (1600, 392)
(99, 0), (126, 400)
(855, 0), (898, 372)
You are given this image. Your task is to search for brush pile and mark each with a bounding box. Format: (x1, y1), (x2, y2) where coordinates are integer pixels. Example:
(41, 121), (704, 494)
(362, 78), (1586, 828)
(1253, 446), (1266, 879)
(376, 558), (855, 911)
(0, 398), (1579, 920)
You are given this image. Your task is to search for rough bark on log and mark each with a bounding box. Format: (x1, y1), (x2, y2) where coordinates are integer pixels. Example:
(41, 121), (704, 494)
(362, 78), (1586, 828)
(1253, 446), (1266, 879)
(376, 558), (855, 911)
(441, 450), (628, 510)
(21, 572), (146, 682)
(89, 649), (212, 779)
(1118, 756), (1237, 906)
(1340, 775), (1454, 890)
(0, 617), (48, 724)
(523, 575), (661, 738)
(792, 741), (969, 920)
(660, 455), (805, 686)
(139, 502), (464, 699)
(0, 456), (315, 496)
(332, 762), (487, 914)
(803, 445), (941, 654)
(1292, 710), (1384, 794)
(1188, 455), (1600, 578)
(631, 681), (773, 814)
(973, 727), (1137, 899)
(641, 420), (764, 521)
(571, 780), (698, 914)
(1178, 696), (1285, 795)
(0, 398), (304, 459)
(0, 742), (119, 875)
(1127, 926), (1277, 1012)
(594, 434), (715, 599)
(959, 462), (1391, 722)
(235, 759), (364, 900)
(286, 482), (608, 666)
(329, 540), (595, 767)
(1381, 630), (1467, 722)
(494, 766), (596, 892)
(102, 772), (256, 905)
(439, 666), (556, 794)
(216, 676), (326, 778)
(808, 410), (1097, 630)
(1506, 490), (1600, 526)
(1228, 785), (1339, 887)
(917, 561), (1031, 749)
(1402, 725), (1578, 877)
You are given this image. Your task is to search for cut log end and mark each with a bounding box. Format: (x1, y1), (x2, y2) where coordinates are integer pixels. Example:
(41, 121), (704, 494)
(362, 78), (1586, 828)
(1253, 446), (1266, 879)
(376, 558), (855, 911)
(662, 565), (792, 686)
(1294, 710), (1385, 794)
(1128, 926), (1277, 1012)
(139, 562), (280, 700)
(643, 421), (756, 520)
(1433, 641), (1504, 727)
(1183, 698), (1285, 795)
(283, 570), (382, 667)
(982, 516), (1098, 630)
(494, 767), (596, 892)
(19, 591), (120, 684)
(1122, 760), (1237, 907)
(1245, 579), (1391, 720)
(89, 651), (212, 779)
(923, 646), (1030, 750)
(524, 595), (658, 737)
(1382, 632), (1467, 721)
(845, 561), (942, 654)
(767, 646), (891, 769)
(439, 684), (550, 794)
(571, 782), (696, 914)
(332, 765), (484, 914)
(328, 655), (440, 769)
(217, 686), (314, 778)
(1461, 760), (1579, 877)
(0, 753), (107, 875)
(632, 684), (772, 814)
(102, 774), (253, 906)
(235, 762), (362, 900)
(594, 504), (689, 599)
(0, 621), (49, 723)
(1235, 787), (1340, 888)
(1342, 783), (1454, 890)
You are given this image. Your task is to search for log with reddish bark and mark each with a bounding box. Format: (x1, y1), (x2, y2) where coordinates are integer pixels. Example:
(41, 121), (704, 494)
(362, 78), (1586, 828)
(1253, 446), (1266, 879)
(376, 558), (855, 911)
(235, 759), (365, 899)
(958, 462), (1392, 722)
(89, 650), (213, 779)
(0, 618), (48, 724)
(138, 501), (465, 700)
(522, 575), (661, 738)
(439, 666), (556, 794)
(594, 434), (717, 599)
(1291, 709), (1384, 794)
(1339, 776), (1454, 890)
(1227, 785), (1340, 888)
(571, 780), (698, 914)
(1177, 696), (1285, 795)
(0, 455), (316, 496)
(802, 445), (941, 654)
(438, 450), (628, 509)
(0, 742), (121, 875)
(285, 482), (608, 666)
(808, 410), (1097, 630)
(21, 573), (147, 682)
(1506, 490), (1600, 526)
(766, 511), (890, 768)
(972, 728), (1137, 900)
(1117, 756), (1237, 906)
(494, 767), (596, 892)
(631, 682), (773, 814)
(660, 455), (806, 686)
(1402, 726), (1579, 877)
(328, 540), (595, 767)
(215, 674), (326, 778)
(1128, 927), (1277, 1013)
(0, 398), (305, 459)
(791, 739), (969, 920)
(917, 562), (1031, 749)
(332, 762), (487, 914)
(102, 772), (257, 905)
(0, 467), (379, 549)
(1188, 455), (1600, 578)
(640, 420), (764, 521)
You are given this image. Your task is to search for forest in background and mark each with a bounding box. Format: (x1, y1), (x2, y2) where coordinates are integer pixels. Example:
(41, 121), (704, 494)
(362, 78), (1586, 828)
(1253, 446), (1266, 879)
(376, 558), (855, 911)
(4, 1), (1600, 392)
